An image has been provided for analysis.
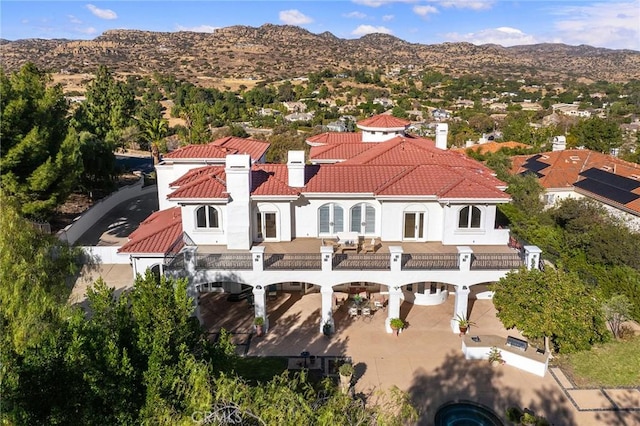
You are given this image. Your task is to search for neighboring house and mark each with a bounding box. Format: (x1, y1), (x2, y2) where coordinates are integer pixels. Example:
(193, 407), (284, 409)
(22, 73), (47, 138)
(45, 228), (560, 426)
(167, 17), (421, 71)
(284, 112), (314, 122)
(120, 114), (542, 336)
(283, 101), (307, 113)
(326, 120), (347, 132)
(511, 149), (640, 231)
(373, 98), (394, 108)
(432, 108), (451, 121)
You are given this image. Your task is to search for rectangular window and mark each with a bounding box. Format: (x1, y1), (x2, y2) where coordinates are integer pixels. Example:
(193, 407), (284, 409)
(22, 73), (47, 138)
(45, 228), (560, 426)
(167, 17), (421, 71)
(365, 205), (375, 233)
(319, 205), (330, 233)
(351, 207), (361, 232)
(265, 213), (277, 238)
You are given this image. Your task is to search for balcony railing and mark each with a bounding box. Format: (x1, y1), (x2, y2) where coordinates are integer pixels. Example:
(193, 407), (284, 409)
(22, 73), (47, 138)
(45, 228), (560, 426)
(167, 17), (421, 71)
(264, 254), (321, 270)
(401, 253), (459, 270)
(165, 252), (185, 271)
(470, 253), (523, 270)
(166, 248), (534, 273)
(196, 253), (253, 270)
(332, 254), (390, 270)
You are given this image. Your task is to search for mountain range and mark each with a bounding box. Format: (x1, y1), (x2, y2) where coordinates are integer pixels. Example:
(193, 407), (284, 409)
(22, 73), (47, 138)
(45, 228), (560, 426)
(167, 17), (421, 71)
(2, 24), (639, 83)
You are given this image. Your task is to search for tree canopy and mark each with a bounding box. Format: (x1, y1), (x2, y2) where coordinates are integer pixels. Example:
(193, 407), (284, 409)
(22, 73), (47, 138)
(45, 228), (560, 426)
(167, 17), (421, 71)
(492, 267), (608, 353)
(0, 63), (83, 218)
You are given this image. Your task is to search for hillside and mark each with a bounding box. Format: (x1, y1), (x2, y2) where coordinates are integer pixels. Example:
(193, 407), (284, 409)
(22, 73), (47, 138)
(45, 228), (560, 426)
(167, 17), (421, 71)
(2, 24), (639, 83)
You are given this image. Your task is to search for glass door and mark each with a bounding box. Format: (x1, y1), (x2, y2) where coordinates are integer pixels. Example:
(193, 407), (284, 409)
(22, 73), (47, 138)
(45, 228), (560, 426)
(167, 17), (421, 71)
(403, 212), (425, 240)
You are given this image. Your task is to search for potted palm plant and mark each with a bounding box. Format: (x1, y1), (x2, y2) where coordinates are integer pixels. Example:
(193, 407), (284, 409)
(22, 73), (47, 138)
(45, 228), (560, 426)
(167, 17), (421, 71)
(488, 347), (504, 367)
(338, 362), (354, 394)
(455, 314), (475, 336)
(253, 316), (264, 336)
(390, 318), (405, 336)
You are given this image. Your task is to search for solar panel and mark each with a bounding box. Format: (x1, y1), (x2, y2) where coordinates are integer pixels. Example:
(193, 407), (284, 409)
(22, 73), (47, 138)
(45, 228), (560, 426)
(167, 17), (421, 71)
(523, 158), (549, 173)
(575, 178), (640, 205)
(579, 168), (640, 191)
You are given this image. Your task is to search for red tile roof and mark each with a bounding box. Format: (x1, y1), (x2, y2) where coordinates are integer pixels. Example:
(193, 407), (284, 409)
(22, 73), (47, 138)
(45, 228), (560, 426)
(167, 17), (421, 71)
(357, 115), (411, 129)
(119, 207), (183, 254)
(511, 149), (640, 215)
(167, 164), (299, 200)
(306, 132), (363, 146)
(163, 137), (270, 161)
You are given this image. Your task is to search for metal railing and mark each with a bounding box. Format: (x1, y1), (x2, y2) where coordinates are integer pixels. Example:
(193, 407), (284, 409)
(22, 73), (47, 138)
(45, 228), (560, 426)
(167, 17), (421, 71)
(470, 253), (523, 270)
(165, 252), (185, 271)
(196, 253), (253, 270)
(332, 254), (390, 270)
(264, 254), (321, 270)
(401, 253), (459, 270)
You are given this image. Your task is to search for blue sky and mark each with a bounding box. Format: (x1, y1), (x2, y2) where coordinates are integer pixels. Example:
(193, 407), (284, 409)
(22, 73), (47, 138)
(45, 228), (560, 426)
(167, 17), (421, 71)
(2, 1), (639, 50)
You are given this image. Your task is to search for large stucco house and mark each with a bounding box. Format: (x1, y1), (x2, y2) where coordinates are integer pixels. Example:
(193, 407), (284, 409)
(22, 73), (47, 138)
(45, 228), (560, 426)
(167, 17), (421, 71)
(120, 115), (542, 334)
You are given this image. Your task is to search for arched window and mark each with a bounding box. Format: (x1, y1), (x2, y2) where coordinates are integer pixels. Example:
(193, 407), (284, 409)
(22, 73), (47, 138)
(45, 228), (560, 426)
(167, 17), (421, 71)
(458, 206), (481, 229)
(196, 206), (220, 229)
(350, 203), (375, 234)
(318, 203), (344, 235)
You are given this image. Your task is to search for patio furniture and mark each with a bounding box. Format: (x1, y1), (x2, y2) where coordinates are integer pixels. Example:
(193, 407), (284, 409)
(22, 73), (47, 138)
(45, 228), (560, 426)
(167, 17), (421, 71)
(336, 231), (361, 254)
(348, 306), (358, 319)
(322, 238), (340, 252)
(361, 306), (372, 322)
(362, 237), (382, 253)
(373, 300), (384, 311)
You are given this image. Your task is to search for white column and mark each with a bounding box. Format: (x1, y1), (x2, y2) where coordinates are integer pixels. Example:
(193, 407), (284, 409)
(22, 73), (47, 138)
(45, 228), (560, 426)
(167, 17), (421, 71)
(524, 245), (542, 270)
(183, 247), (201, 324)
(321, 246), (334, 272)
(385, 286), (404, 333)
(251, 246), (265, 272)
(457, 246), (472, 271)
(320, 286), (334, 334)
(253, 286), (268, 331)
(389, 246), (403, 272)
(450, 285), (471, 333)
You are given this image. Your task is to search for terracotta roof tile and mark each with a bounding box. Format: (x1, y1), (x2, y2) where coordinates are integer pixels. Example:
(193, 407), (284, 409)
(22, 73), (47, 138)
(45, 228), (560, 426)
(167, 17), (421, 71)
(357, 115), (411, 128)
(168, 170), (228, 200)
(512, 149), (640, 215)
(306, 132), (363, 146)
(119, 207), (183, 254)
(163, 137), (269, 161)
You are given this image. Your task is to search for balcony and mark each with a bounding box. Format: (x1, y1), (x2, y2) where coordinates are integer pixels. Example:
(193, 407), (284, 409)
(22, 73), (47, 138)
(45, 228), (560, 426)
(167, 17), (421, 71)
(165, 238), (535, 274)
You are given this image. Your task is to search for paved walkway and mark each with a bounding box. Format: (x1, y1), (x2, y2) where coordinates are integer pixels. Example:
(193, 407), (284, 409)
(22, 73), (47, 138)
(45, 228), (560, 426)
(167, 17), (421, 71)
(199, 291), (640, 426)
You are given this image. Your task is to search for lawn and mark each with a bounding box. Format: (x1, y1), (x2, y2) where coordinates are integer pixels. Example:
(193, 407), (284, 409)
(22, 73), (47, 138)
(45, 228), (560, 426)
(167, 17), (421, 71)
(233, 356), (288, 383)
(559, 336), (640, 387)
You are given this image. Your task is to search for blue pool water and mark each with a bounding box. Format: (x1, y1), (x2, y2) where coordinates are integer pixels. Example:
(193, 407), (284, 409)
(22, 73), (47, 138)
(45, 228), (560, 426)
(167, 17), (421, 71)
(434, 401), (504, 426)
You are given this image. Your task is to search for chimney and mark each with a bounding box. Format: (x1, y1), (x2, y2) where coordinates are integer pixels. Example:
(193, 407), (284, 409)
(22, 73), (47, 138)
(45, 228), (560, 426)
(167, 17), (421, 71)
(287, 150), (305, 187)
(552, 136), (566, 152)
(435, 123), (448, 150)
(225, 154), (252, 250)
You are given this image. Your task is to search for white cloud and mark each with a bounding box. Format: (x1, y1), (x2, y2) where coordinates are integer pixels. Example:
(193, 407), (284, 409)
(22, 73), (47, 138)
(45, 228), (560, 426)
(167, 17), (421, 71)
(445, 26), (538, 47)
(352, 24), (393, 36)
(279, 9), (313, 25)
(551, 1), (640, 50)
(352, 0), (417, 7)
(75, 26), (97, 35)
(413, 5), (438, 17)
(382, 14), (395, 21)
(68, 15), (82, 24)
(343, 11), (367, 19)
(429, 0), (494, 11)
(175, 24), (218, 33)
(86, 4), (117, 20)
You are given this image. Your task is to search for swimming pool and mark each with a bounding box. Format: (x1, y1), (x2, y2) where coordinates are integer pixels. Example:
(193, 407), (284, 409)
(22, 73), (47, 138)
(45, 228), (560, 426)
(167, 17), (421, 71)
(434, 401), (504, 426)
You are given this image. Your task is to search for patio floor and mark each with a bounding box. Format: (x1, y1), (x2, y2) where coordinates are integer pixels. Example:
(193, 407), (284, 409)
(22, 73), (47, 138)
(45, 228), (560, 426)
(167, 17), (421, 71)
(199, 290), (640, 426)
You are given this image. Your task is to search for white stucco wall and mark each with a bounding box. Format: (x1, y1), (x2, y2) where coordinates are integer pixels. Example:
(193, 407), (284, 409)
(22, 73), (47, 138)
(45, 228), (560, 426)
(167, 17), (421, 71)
(182, 204), (228, 245)
(442, 204), (509, 245)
